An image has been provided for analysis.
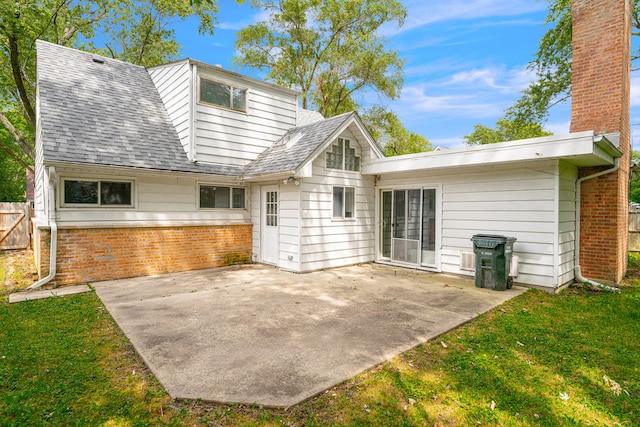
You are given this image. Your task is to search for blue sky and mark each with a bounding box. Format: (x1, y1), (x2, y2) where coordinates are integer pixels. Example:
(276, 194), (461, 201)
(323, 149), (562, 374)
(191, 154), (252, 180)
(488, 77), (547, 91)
(171, 0), (638, 150)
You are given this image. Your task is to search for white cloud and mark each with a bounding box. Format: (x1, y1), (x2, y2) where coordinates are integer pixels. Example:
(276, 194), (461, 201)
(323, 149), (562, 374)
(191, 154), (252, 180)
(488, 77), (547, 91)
(446, 66), (534, 93)
(400, 85), (502, 117)
(384, 0), (548, 36)
(447, 68), (503, 88)
(544, 120), (571, 136)
(218, 10), (271, 31)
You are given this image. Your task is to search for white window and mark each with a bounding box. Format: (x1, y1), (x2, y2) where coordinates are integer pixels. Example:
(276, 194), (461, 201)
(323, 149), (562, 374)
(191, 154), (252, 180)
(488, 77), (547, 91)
(199, 185), (245, 209)
(62, 179), (133, 207)
(332, 186), (355, 219)
(198, 77), (247, 112)
(326, 138), (360, 172)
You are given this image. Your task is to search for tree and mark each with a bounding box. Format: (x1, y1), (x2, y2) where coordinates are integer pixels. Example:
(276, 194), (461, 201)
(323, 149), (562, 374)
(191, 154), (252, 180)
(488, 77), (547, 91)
(0, 0), (221, 170)
(234, 0), (406, 117)
(507, 0), (640, 125)
(631, 151), (640, 203)
(362, 105), (432, 156)
(464, 119), (552, 145)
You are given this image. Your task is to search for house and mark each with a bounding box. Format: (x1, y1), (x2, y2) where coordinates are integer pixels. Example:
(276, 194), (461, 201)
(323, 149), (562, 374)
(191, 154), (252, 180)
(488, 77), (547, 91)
(32, 0), (630, 292)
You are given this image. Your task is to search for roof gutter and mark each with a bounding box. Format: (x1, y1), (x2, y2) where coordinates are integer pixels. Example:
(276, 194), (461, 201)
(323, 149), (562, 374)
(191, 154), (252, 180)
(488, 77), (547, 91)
(574, 151), (621, 293)
(29, 166), (58, 290)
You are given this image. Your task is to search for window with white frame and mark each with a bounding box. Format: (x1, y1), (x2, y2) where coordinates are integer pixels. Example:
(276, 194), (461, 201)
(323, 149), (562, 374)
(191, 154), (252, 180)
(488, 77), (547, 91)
(63, 179), (133, 206)
(332, 186), (355, 219)
(326, 138), (360, 172)
(199, 185), (245, 209)
(198, 77), (247, 112)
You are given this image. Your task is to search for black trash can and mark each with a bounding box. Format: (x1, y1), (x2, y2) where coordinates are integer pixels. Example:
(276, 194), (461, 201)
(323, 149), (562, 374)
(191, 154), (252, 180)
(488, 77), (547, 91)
(471, 234), (516, 291)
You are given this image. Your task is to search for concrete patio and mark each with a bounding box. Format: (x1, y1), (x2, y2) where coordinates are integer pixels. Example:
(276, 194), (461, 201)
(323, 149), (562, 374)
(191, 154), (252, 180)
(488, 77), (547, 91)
(92, 263), (527, 407)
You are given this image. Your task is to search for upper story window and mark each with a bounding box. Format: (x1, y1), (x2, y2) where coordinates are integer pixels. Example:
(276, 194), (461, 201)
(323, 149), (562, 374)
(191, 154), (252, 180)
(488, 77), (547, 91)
(62, 179), (133, 207)
(198, 77), (247, 112)
(199, 184), (246, 209)
(326, 138), (360, 172)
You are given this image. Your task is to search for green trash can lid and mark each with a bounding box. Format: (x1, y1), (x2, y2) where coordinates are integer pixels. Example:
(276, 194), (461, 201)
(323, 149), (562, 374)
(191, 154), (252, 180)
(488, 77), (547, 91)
(471, 234), (508, 249)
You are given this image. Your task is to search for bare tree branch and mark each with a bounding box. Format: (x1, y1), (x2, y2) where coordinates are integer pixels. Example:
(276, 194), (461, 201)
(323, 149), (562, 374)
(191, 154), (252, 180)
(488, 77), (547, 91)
(8, 34), (35, 127)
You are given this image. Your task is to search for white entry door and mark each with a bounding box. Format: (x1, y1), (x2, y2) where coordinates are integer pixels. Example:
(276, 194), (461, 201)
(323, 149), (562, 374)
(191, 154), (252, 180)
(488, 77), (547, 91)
(261, 186), (279, 265)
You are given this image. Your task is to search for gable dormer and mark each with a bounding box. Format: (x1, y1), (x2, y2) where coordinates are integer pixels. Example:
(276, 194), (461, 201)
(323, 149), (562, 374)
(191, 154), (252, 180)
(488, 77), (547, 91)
(149, 60), (299, 167)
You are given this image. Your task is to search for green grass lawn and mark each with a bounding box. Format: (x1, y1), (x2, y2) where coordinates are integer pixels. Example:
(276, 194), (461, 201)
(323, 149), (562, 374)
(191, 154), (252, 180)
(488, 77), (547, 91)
(1, 251), (639, 426)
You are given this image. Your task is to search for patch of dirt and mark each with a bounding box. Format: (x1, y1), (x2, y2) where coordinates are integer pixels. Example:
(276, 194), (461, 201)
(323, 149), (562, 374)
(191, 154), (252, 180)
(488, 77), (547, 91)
(1, 249), (39, 296)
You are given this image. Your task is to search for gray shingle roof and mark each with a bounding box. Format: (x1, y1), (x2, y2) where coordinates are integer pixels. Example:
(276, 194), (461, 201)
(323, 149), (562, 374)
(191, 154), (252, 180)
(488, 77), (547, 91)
(36, 40), (242, 176)
(243, 112), (354, 177)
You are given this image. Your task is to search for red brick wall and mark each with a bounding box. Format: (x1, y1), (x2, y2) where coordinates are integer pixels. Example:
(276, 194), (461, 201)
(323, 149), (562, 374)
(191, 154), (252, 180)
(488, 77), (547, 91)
(36, 225), (252, 285)
(570, 0), (631, 282)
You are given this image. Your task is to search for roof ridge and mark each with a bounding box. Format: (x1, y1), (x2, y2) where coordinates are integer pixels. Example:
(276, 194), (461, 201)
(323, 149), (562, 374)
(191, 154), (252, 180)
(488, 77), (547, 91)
(36, 39), (146, 69)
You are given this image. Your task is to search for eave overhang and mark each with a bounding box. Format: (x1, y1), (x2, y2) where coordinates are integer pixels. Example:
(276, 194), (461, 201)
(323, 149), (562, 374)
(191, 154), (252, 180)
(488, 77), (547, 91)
(363, 131), (622, 176)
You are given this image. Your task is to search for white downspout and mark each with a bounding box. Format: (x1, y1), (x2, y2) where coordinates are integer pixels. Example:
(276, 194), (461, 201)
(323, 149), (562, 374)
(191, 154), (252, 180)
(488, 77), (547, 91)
(29, 166), (57, 290)
(574, 158), (621, 293)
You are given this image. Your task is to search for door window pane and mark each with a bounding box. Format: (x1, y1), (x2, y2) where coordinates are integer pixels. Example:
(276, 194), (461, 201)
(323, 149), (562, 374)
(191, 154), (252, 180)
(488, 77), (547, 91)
(393, 190), (406, 238)
(381, 191), (392, 258)
(407, 189), (421, 240)
(421, 189), (437, 266)
(266, 191), (278, 226)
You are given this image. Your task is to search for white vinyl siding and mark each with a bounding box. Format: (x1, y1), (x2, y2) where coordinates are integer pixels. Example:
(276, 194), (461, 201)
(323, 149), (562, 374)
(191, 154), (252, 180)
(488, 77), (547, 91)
(298, 132), (375, 271)
(148, 61), (191, 156)
(278, 183), (301, 271)
(53, 166), (249, 227)
(558, 161), (578, 286)
(250, 184), (261, 262)
(379, 160), (561, 289)
(34, 128), (46, 222)
(194, 69), (297, 167)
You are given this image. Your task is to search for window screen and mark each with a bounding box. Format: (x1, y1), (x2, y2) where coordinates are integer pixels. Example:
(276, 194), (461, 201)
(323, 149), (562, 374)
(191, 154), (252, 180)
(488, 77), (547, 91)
(200, 185), (246, 209)
(64, 180), (132, 206)
(199, 78), (247, 112)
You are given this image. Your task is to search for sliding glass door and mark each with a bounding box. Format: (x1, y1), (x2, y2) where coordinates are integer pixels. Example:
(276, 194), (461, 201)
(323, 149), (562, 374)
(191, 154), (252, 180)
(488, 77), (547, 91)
(380, 188), (438, 268)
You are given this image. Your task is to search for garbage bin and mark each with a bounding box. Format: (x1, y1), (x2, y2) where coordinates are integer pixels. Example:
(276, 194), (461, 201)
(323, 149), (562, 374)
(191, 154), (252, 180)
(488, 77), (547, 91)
(471, 234), (516, 291)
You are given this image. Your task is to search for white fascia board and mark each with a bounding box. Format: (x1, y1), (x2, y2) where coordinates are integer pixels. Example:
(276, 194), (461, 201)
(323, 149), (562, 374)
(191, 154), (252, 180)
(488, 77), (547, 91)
(45, 160), (244, 183)
(363, 131), (618, 175)
(242, 170), (297, 183)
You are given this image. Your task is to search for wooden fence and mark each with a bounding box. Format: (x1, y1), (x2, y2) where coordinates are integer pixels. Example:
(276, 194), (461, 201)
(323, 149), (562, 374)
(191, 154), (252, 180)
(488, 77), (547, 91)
(630, 211), (640, 252)
(0, 202), (31, 250)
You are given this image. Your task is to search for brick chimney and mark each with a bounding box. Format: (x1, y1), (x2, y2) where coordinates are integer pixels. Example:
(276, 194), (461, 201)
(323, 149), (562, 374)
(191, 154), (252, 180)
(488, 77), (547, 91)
(570, 0), (631, 282)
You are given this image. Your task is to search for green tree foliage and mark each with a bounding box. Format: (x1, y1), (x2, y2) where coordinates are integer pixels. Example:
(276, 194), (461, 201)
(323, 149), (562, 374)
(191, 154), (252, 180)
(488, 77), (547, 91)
(234, 0), (406, 117)
(630, 151), (640, 203)
(507, 0), (640, 125)
(464, 119), (552, 145)
(363, 105), (432, 156)
(0, 0), (222, 201)
(0, 116), (26, 202)
(0, 0), (221, 165)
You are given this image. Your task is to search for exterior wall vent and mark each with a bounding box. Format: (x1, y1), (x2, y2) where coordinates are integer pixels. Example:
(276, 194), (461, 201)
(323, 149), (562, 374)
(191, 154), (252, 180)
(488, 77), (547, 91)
(460, 251), (475, 271)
